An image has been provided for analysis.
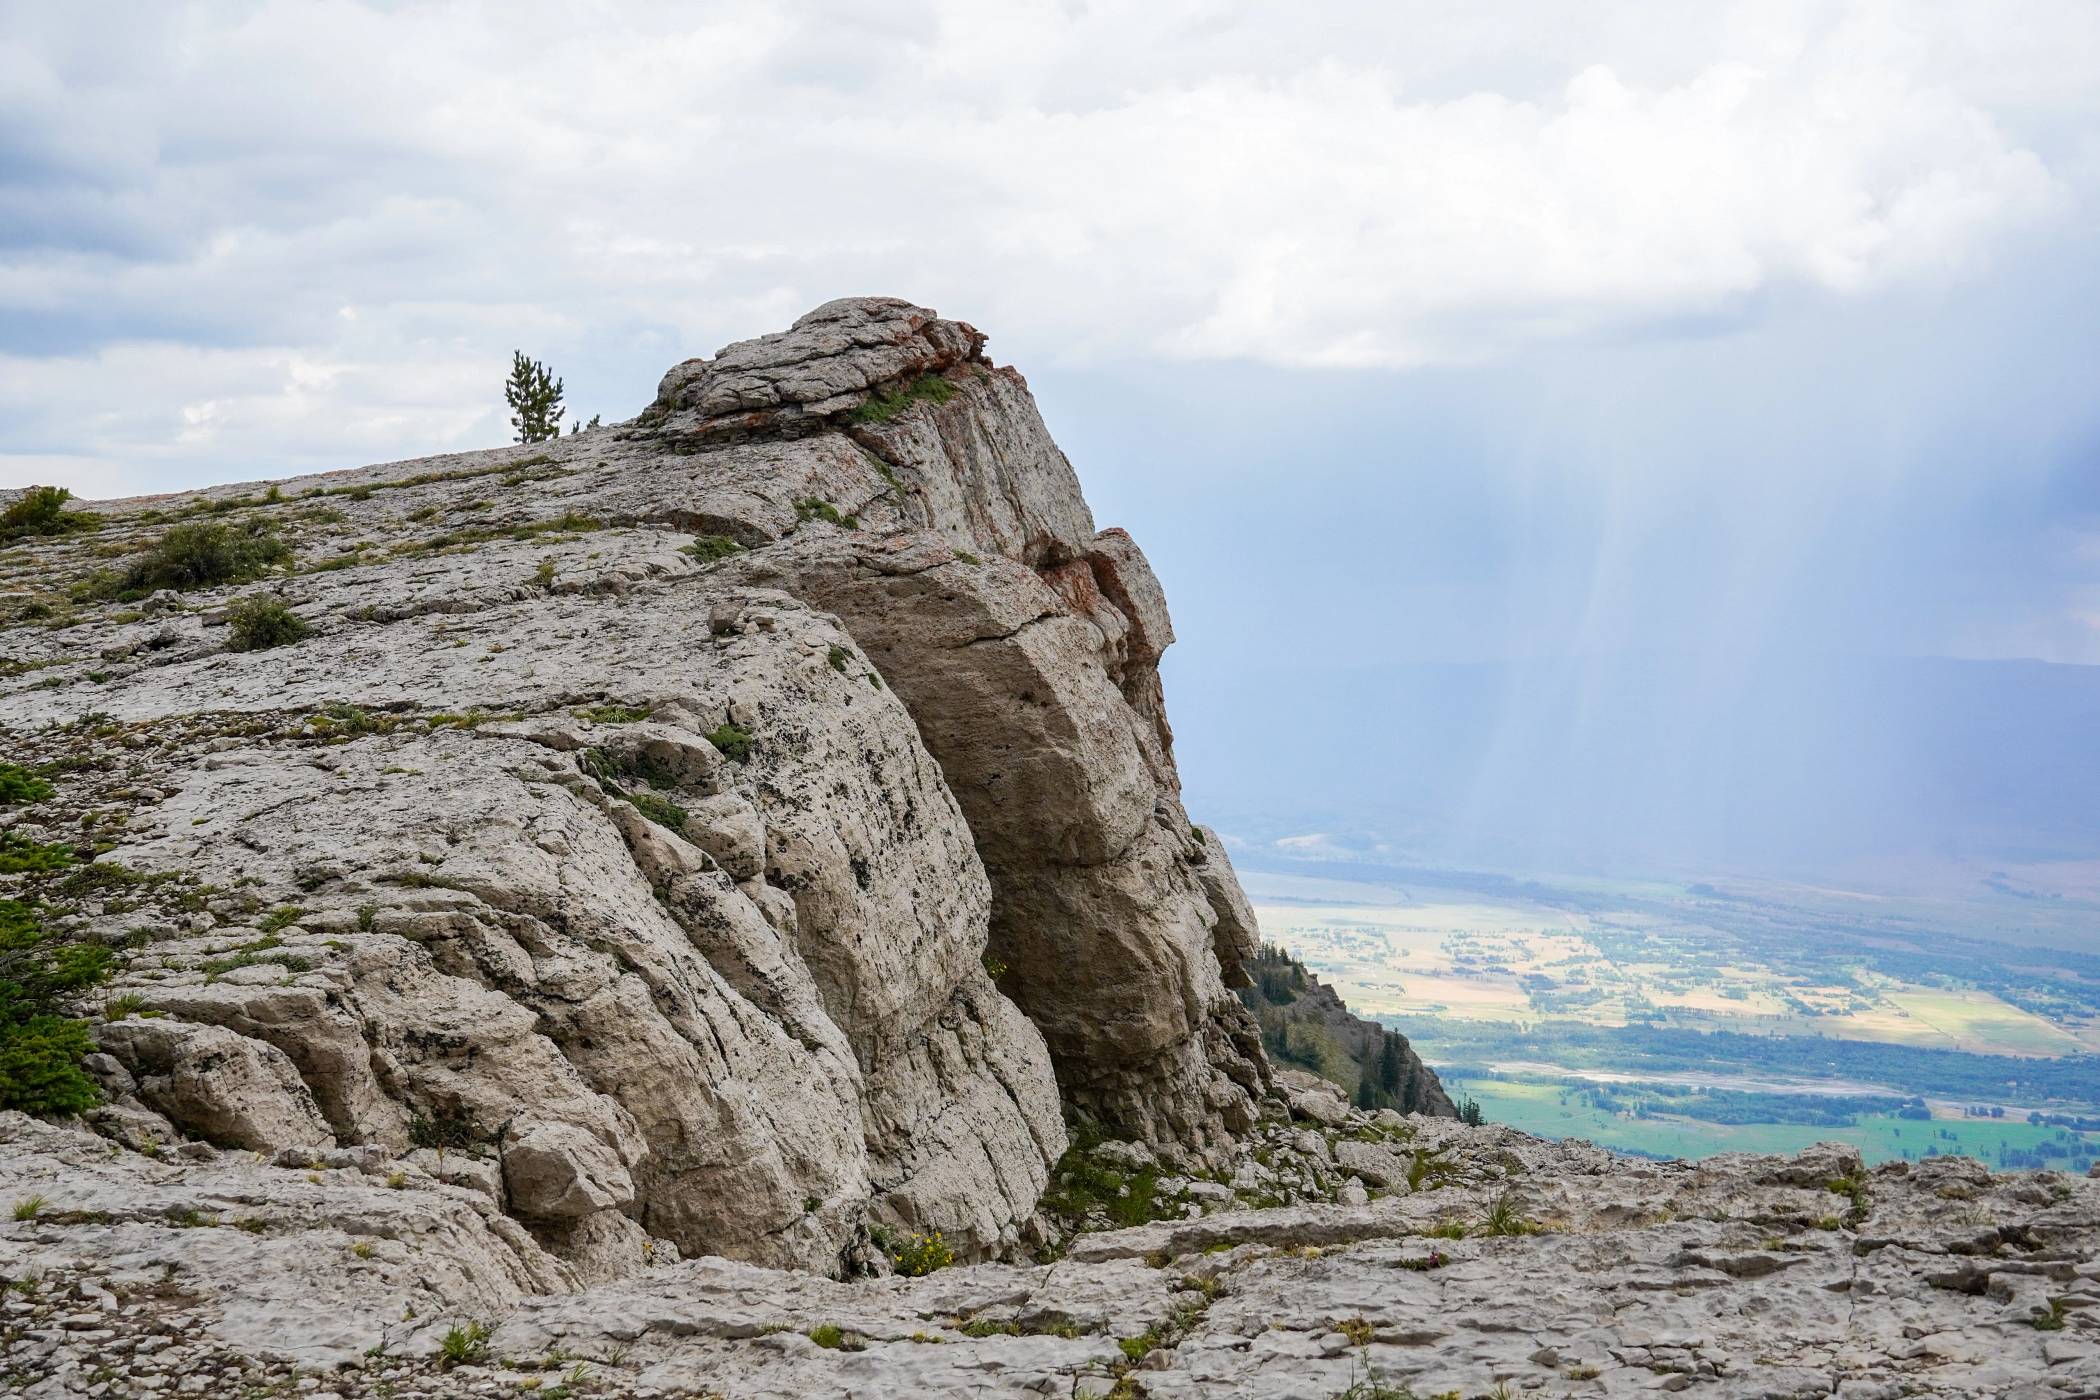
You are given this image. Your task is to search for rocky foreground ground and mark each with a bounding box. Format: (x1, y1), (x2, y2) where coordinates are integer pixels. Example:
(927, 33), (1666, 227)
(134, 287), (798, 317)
(5, 1074), (2098, 1399)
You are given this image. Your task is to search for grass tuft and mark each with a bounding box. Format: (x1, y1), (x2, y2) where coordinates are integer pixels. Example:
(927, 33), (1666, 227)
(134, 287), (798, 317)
(705, 723), (752, 763)
(681, 534), (742, 564)
(439, 1320), (491, 1368)
(850, 373), (959, 425)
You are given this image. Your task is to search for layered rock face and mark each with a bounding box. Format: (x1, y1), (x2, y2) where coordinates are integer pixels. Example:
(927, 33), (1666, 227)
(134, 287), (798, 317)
(0, 298), (1267, 1281)
(643, 299), (1268, 1142)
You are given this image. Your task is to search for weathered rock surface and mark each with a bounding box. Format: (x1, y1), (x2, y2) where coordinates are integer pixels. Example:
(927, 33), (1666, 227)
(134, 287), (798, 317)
(0, 298), (1273, 1288)
(3, 293), (2093, 1390)
(5, 1105), (2094, 1398)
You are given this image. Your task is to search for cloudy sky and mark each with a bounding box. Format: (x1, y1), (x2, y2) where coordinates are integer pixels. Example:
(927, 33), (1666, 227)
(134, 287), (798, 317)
(6, 0), (2100, 871)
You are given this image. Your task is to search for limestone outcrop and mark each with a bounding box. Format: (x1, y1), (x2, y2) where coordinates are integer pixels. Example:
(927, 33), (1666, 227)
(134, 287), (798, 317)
(0, 298), (1271, 1285)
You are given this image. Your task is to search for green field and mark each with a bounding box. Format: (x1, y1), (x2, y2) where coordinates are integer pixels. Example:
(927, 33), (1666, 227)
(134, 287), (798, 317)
(1444, 1072), (2099, 1168)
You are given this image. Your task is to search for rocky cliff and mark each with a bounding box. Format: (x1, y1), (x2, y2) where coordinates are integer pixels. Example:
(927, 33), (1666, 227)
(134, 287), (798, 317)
(4, 300), (2094, 1399)
(0, 298), (1271, 1282)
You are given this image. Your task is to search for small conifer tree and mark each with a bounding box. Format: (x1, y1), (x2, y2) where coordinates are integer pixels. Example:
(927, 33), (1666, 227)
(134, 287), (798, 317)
(504, 352), (566, 443)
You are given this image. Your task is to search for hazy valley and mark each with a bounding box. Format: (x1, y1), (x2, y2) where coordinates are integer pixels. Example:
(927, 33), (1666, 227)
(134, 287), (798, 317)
(1238, 861), (2100, 1173)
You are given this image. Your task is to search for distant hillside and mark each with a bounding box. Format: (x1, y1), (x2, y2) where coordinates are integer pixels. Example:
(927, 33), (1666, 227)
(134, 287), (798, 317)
(1237, 943), (1459, 1118)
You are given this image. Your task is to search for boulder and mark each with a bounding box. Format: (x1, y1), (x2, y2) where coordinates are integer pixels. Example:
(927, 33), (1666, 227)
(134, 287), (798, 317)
(96, 1019), (332, 1151)
(1335, 1140), (1409, 1188)
(1289, 1088), (1352, 1128)
(502, 1121), (637, 1220)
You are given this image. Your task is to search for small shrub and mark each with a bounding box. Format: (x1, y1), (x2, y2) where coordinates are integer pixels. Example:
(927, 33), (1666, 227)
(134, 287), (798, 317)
(225, 594), (308, 652)
(828, 645), (850, 673)
(959, 1317), (1018, 1338)
(0, 765), (53, 806)
(807, 1323), (846, 1350)
(0, 898), (111, 1115)
(1337, 1317), (1374, 1347)
(705, 723), (752, 763)
(257, 906), (306, 934)
(0, 830), (73, 874)
(531, 559), (557, 589)
(408, 1107), (483, 1152)
(11, 1195), (47, 1221)
(953, 550), (981, 566)
(351, 1241), (375, 1259)
(890, 1230), (953, 1277)
(357, 904), (378, 932)
(1038, 1128), (1188, 1230)
(1, 486), (98, 542)
(2033, 1297), (2067, 1331)
(681, 535), (742, 564)
(113, 519), (291, 597)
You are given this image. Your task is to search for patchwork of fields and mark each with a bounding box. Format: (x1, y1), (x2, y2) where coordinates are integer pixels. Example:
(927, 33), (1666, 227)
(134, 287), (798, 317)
(1246, 867), (2100, 1167)
(1254, 888), (2092, 1055)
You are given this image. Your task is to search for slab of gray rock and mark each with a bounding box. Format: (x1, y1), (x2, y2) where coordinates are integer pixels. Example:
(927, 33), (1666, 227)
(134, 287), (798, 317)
(6, 1113), (2093, 1398)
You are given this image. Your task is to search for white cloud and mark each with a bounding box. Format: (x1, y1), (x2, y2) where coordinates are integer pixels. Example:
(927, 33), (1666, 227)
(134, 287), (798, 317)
(1, 0), (2096, 491)
(1274, 833), (1339, 855)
